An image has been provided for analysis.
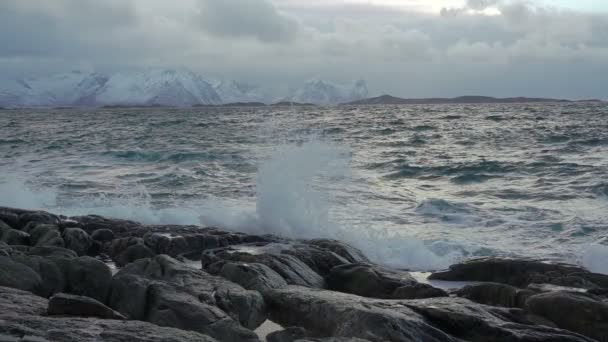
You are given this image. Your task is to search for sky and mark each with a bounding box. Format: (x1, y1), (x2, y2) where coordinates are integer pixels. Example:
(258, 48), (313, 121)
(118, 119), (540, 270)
(1, 0), (607, 99)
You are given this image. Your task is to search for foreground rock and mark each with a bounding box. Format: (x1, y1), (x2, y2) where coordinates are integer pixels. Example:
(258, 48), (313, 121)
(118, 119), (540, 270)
(48, 293), (126, 320)
(265, 286), (594, 341)
(109, 255), (264, 341)
(456, 282), (534, 308)
(430, 257), (608, 289)
(326, 263), (447, 299)
(0, 286), (218, 342)
(526, 291), (608, 342)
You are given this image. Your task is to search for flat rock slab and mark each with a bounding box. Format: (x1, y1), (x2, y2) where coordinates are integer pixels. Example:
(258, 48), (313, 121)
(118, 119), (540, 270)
(265, 286), (594, 342)
(48, 293), (126, 320)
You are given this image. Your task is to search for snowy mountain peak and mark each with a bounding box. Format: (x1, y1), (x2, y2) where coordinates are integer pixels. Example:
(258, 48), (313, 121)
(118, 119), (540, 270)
(285, 79), (369, 105)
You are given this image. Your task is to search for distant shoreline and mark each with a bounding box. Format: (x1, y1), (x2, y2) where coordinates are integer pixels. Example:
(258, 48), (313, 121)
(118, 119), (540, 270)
(0, 95), (604, 110)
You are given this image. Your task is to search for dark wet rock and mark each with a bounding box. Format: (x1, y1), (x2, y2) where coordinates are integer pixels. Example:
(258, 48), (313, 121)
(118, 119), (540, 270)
(210, 261), (288, 293)
(456, 282), (534, 308)
(28, 224), (64, 248)
(17, 211), (60, 230)
(0, 210), (19, 229)
(527, 283), (589, 294)
(326, 263), (447, 299)
(109, 255), (265, 341)
(526, 291), (608, 342)
(0, 287), (219, 342)
(114, 242), (155, 267)
(53, 256), (112, 302)
(11, 255), (65, 297)
(90, 228), (114, 242)
(265, 286), (593, 342)
(429, 258), (606, 289)
(62, 228), (92, 256)
(67, 214), (142, 235)
(0, 256), (42, 294)
(0, 286), (47, 315)
(307, 239), (369, 263)
(202, 244), (325, 288)
(267, 327), (308, 342)
(295, 339), (371, 342)
(48, 293), (126, 319)
(145, 282), (260, 342)
(284, 243), (351, 277)
(0, 226), (30, 245)
(26, 246), (77, 259)
(0, 242), (13, 256)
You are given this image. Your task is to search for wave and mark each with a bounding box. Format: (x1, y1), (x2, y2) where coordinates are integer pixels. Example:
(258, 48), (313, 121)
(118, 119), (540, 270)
(101, 150), (242, 163)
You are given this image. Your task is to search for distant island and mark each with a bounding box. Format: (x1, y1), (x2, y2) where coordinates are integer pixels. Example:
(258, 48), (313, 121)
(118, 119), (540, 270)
(345, 95), (604, 105)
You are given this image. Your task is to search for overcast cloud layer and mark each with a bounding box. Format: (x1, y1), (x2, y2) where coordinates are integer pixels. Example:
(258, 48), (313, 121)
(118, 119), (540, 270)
(0, 0), (607, 99)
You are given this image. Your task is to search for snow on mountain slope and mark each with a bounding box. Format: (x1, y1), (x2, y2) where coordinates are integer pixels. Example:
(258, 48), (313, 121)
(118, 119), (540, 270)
(94, 69), (221, 106)
(284, 79), (369, 105)
(213, 80), (274, 104)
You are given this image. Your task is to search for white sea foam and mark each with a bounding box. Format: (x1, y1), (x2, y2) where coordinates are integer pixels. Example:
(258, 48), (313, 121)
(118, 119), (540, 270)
(580, 244), (608, 275)
(0, 140), (469, 271)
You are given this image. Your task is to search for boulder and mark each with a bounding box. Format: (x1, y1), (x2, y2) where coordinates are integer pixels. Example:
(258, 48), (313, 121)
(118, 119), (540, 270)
(53, 256), (112, 302)
(267, 327), (308, 342)
(0, 256), (42, 294)
(0, 242), (13, 256)
(307, 239), (369, 263)
(48, 293), (126, 319)
(0, 210), (19, 229)
(265, 286), (593, 342)
(0, 227), (29, 245)
(203, 244), (325, 288)
(90, 229), (114, 242)
(283, 243), (351, 277)
(29, 225), (64, 248)
(526, 291), (608, 342)
(109, 255), (266, 341)
(11, 255), (65, 297)
(17, 211), (59, 230)
(295, 339), (371, 342)
(456, 283), (533, 308)
(212, 261), (288, 293)
(66, 214), (142, 235)
(114, 242), (155, 267)
(429, 258), (607, 288)
(62, 228), (92, 256)
(27, 246), (77, 259)
(145, 282), (260, 342)
(326, 263), (447, 299)
(0, 286), (48, 316)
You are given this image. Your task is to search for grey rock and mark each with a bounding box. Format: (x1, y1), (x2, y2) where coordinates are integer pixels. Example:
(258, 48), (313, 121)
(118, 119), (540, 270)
(17, 211), (59, 230)
(326, 263), (447, 299)
(114, 243), (155, 267)
(11, 256), (65, 297)
(27, 246), (77, 259)
(265, 286), (593, 342)
(0, 286), (47, 315)
(48, 293), (125, 319)
(90, 229), (114, 242)
(53, 256), (112, 302)
(146, 282), (260, 342)
(203, 244), (325, 288)
(66, 214), (142, 235)
(0, 210), (19, 229)
(267, 327), (308, 342)
(29, 225), (64, 248)
(526, 291), (608, 342)
(0, 228), (29, 246)
(62, 228), (92, 256)
(283, 243), (351, 277)
(307, 239), (369, 263)
(456, 282), (533, 308)
(294, 339), (371, 342)
(0, 256), (42, 294)
(109, 255), (265, 341)
(0, 242), (13, 257)
(214, 261), (288, 293)
(429, 258), (606, 288)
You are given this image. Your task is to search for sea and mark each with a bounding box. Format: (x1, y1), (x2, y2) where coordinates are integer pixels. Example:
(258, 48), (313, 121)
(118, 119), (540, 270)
(1, 103), (607, 273)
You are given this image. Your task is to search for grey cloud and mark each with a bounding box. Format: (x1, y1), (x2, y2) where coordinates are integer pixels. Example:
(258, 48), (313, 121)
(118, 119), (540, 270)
(197, 0), (299, 43)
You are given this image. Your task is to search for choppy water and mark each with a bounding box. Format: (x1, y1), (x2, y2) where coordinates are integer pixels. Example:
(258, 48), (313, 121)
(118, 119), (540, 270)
(1, 103), (608, 271)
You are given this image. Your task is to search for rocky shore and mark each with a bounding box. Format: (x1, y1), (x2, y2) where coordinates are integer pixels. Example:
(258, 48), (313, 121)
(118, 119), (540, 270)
(0, 206), (606, 342)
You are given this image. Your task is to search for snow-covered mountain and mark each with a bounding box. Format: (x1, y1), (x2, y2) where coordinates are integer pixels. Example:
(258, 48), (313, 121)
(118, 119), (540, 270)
(284, 79), (369, 105)
(212, 80), (276, 104)
(0, 69), (221, 108)
(0, 69), (370, 107)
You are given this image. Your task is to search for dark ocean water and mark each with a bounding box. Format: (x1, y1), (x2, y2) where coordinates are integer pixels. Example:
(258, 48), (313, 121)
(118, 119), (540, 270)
(1, 103), (607, 271)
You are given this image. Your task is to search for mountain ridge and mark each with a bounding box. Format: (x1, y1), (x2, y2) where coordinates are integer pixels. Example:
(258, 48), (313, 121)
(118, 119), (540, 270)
(345, 94), (604, 105)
